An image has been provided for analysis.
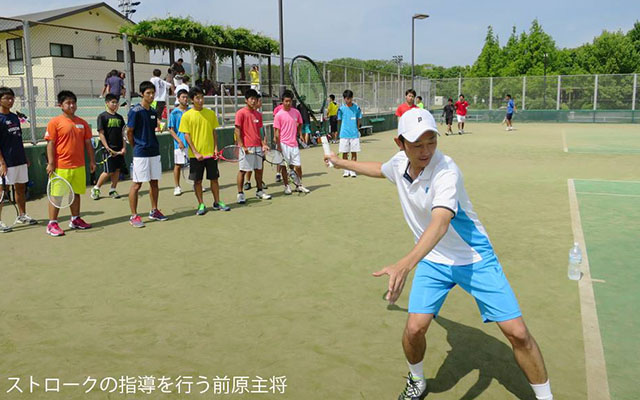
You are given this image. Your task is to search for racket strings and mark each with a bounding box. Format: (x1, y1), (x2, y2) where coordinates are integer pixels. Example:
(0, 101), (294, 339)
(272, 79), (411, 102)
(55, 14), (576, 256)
(265, 149), (284, 165)
(47, 177), (74, 208)
(220, 146), (244, 161)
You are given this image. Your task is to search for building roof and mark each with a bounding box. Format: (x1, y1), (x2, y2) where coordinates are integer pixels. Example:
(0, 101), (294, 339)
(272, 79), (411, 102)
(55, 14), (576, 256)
(1, 2), (132, 31)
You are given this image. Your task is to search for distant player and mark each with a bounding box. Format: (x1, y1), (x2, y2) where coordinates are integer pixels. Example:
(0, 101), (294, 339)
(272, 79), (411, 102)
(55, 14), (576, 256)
(150, 69), (169, 131)
(44, 90), (96, 236)
(179, 86), (231, 215)
(250, 65), (260, 92)
(168, 89), (190, 196)
(323, 108), (554, 400)
(396, 89), (417, 117)
(454, 94), (469, 134)
(297, 99), (312, 147)
(235, 89), (271, 204)
(91, 93), (126, 200)
(0, 87), (38, 232)
(327, 94), (339, 143)
(505, 94), (516, 131)
(416, 96), (424, 109)
(442, 97), (455, 135)
(127, 81), (168, 228)
(337, 89), (362, 178)
(273, 90), (310, 195)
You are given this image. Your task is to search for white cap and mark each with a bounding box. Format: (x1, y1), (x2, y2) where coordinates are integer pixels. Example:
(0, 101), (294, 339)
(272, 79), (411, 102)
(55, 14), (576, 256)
(397, 108), (439, 142)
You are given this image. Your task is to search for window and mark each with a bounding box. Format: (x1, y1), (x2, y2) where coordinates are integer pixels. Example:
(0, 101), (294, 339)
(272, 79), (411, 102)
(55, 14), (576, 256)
(7, 38), (24, 75)
(50, 43), (74, 58)
(116, 49), (135, 62)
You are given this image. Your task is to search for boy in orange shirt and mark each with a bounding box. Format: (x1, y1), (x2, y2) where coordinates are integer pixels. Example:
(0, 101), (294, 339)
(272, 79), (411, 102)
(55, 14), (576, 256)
(44, 90), (96, 236)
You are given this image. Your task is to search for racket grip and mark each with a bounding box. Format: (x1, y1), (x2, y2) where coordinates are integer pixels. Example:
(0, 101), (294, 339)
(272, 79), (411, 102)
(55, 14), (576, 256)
(320, 136), (334, 168)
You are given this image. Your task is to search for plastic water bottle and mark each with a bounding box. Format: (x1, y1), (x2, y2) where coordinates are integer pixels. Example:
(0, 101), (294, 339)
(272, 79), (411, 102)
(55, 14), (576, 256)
(568, 242), (582, 281)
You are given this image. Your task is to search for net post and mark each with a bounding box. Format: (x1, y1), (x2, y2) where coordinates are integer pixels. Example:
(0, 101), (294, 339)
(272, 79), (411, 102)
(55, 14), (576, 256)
(22, 20), (37, 144)
(556, 75), (561, 110)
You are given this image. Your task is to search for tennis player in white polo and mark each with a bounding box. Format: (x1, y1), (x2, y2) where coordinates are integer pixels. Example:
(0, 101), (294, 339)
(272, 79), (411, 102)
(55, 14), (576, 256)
(324, 108), (553, 400)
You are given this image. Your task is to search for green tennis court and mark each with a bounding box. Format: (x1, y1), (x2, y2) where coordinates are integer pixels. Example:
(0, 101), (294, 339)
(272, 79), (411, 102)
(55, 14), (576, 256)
(563, 125), (640, 154)
(2, 122), (639, 398)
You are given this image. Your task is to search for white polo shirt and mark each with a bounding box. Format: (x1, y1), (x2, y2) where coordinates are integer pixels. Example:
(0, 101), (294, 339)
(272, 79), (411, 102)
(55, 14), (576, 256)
(381, 150), (495, 266)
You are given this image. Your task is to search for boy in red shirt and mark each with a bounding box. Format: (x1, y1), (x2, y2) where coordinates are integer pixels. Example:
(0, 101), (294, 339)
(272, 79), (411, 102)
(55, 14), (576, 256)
(395, 89), (417, 117)
(454, 94), (469, 134)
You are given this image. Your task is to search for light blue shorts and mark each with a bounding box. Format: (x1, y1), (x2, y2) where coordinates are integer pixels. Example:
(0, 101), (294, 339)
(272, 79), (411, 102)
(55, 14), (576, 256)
(408, 255), (522, 323)
(302, 123), (311, 134)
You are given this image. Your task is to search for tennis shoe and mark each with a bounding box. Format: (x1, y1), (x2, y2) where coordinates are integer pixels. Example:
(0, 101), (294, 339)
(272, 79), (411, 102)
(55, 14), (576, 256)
(213, 201), (231, 211)
(149, 209), (168, 221)
(350, 171), (357, 178)
(398, 373), (427, 400)
(275, 173), (282, 182)
(284, 185), (292, 195)
(196, 203), (207, 216)
(16, 214), (38, 225)
(243, 182), (251, 191)
(0, 221), (12, 233)
(69, 217), (92, 230)
(343, 170), (350, 178)
(109, 189), (120, 199)
(90, 187), (100, 200)
(295, 185), (311, 194)
(46, 221), (64, 236)
(173, 186), (182, 196)
(237, 192), (246, 204)
(256, 190), (272, 200)
(129, 215), (145, 228)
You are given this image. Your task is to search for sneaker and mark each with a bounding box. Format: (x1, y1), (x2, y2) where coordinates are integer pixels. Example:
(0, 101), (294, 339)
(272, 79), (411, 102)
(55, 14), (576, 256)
(295, 185), (311, 194)
(46, 221), (65, 236)
(196, 203), (207, 216)
(275, 173), (283, 183)
(213, 201), (231, 211)
(237, 192), (246, 204)
(90, 187), (100, 200)
(129, 215), (145, 228)
(0, 221), (12, 233)
(243, 181), (251, 191)
(109, 189), (121, 199)
(149, 209), (168, 221)
(284, 185), (292, 195)
(16, 214), (38, 225)
(69, 217), (92, 230)
(460, 130), (464, 134)
(256, 190), (272, 200)
(350, 171), (357, 178)
(261, 181), (268, 190)
(173, 186), (182, 196)
(343, 170), (350, 178)
(398, 373), (427, 400)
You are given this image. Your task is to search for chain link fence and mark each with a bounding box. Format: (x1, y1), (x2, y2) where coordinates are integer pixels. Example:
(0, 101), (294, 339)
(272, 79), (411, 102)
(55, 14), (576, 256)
(2, 16), (639, 143)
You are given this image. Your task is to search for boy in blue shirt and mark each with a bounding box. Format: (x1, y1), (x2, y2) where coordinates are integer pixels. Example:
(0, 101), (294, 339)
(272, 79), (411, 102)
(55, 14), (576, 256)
(505, 94), (516, 131)
(168, 89), (190, 196)
(337, 89), (362, 178)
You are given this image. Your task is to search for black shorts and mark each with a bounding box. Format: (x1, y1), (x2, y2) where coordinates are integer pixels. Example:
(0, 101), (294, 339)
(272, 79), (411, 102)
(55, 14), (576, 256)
(189, 157), (219, 181)
(104, 154), (125, 174)
(445, 117), (453, 125)
(329, 116), (338, 132)
(506, 112), (513, 121)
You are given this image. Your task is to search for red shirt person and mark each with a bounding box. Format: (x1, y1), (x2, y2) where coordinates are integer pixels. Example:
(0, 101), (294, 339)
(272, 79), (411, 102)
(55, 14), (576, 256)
(395, 89), (418, 117)
(454, 94), (469, 134)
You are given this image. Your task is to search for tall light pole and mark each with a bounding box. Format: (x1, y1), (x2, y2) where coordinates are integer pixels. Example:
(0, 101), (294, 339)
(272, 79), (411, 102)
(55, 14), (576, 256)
(278, 0), (285, 97)
(411, 13), (429, 90)
(393, 55), (403, 101)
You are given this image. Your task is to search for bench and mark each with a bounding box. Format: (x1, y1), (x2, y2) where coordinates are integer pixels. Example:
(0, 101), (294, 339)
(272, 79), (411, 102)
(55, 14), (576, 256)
(370, 117), (385, 123)
(359, 125), (373, 136)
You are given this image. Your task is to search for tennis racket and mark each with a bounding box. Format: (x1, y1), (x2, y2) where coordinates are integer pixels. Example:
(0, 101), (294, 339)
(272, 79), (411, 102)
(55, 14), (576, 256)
(289, 55), (328, 138)
(180, 150), (192, 183)
(42, 154), (75, 209)
(0, 176), (19, 232)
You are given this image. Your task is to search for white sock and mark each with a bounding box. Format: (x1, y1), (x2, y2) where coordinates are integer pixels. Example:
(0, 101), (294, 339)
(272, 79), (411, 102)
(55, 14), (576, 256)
(93, 185), (99, 190)
(71, 216), (79, 221)
(531, 380), (552, 400)
(408, 360), (424, 379)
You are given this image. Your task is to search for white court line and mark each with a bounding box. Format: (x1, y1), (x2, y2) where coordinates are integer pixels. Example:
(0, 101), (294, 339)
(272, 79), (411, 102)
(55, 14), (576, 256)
(562, 130), (568, 152)
(575, 178), (640, 184)
(568, 179), (611, 400)
(577, 191), (640, 198)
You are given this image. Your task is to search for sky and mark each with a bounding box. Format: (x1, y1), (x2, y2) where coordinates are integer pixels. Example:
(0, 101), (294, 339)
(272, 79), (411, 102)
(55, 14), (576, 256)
(4, 0), (640, 67)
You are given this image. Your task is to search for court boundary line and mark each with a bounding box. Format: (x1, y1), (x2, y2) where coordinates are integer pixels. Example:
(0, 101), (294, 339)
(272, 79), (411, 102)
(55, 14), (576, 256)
(568, 179), (611, 400)
(575, 178), (640, 184)
(577, 192), (640, 198)
(562, 130), (568, 152)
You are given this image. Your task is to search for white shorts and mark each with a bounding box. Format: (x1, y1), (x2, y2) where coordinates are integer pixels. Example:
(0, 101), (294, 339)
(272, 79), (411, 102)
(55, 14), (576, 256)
(251, 84), (261, 91)
(339, 138), (361, 153)
(174, 148), (188, 165)
(280, 143), (301, 166)
(456, 115), (466, 123)
(239, 146), (263, 172)
(2, 164), (28, 185)
(132, 155), (162, 183)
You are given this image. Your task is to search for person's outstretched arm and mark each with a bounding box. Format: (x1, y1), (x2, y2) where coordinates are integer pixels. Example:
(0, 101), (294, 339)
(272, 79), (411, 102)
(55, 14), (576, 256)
(324, 152), (384, 178)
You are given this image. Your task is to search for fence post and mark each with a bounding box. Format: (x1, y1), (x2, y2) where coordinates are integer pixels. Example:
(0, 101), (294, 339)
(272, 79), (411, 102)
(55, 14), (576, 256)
(633, 73), (637, 111)
(489, 77), (493, 110)
(189, 44), (196, 80)
(361, 68), (365, 99)
(458, 76), (462, 97)
(377, 72), (380, 113)
(522, 76), (526, 110)
(232, 50), (238, 112)
(556, 75), (561, 110)
(344, 67), (347, 88)
(593, 74), (598, 111)
(22, 20), (37, 144)
(221, 84), (226, 127)
(122, 34), (132, 114)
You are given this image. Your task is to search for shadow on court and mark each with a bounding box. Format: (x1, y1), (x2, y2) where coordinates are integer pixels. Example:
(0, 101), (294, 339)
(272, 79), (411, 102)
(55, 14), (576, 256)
(427, 316), (535, 399)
